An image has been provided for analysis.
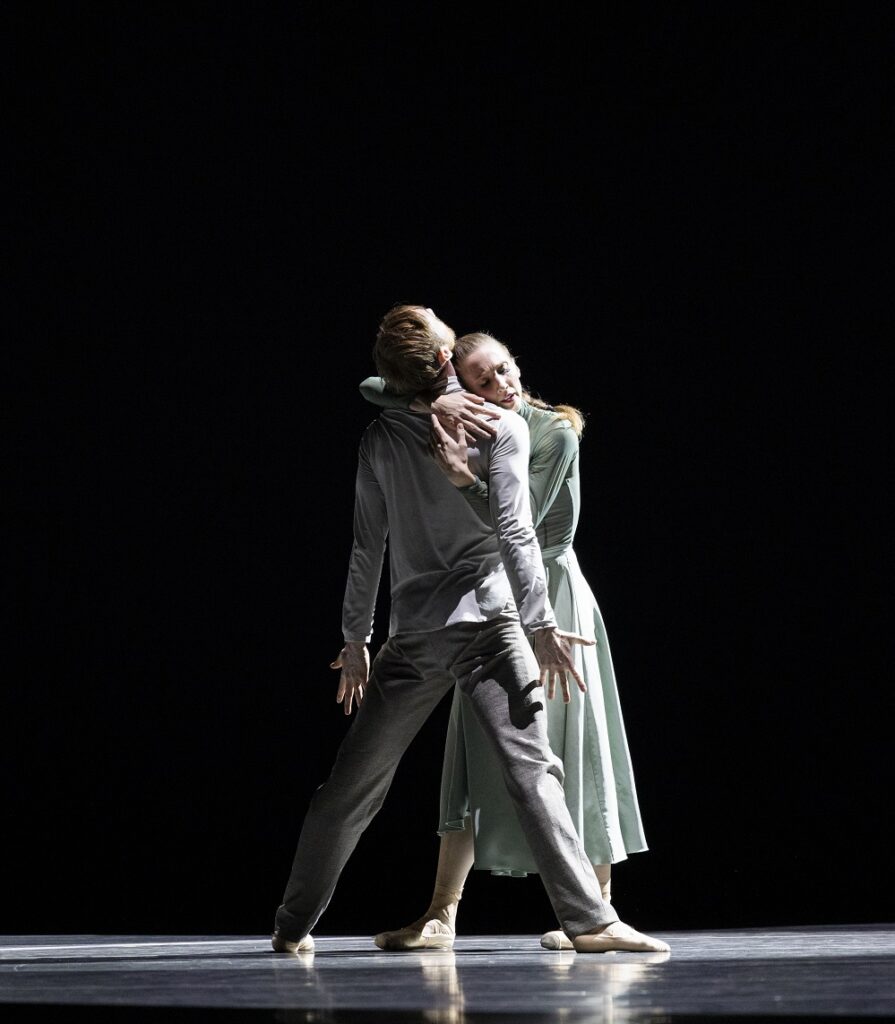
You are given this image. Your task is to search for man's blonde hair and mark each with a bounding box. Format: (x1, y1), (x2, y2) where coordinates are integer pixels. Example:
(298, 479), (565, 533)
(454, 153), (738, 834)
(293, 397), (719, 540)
(374, 304), (453, 396)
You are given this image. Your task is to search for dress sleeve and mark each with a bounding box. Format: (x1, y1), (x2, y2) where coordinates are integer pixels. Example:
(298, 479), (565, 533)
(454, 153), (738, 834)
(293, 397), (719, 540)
(359, 376), (414, 411)
(460, 419), (579, 528)
(341, 436), (389, 643)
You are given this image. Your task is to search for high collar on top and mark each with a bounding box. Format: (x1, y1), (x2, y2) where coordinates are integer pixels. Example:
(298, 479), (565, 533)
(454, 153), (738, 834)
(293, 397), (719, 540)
(436, 359), (462, 394)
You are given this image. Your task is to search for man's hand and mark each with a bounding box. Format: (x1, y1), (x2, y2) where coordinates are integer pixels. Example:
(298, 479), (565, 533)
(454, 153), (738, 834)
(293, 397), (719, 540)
(331, 641), (370, 715)
(429, 415), (476, 487)
(429, 390), (501, 439)
(532, 627), (595, 703)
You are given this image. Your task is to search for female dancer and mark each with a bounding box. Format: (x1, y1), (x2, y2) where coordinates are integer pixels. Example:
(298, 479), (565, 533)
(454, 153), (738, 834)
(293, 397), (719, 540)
(359, 332), (647, 950)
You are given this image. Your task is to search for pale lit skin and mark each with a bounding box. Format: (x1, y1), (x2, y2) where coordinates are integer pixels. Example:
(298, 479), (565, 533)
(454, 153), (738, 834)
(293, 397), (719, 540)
(457, 340), (523, 412)
(423, 337), (523, 439)
(413, 313), (503, 440)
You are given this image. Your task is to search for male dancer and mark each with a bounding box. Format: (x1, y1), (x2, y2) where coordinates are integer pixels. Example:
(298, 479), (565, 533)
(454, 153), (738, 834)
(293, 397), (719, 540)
(272, 305), (668, 955)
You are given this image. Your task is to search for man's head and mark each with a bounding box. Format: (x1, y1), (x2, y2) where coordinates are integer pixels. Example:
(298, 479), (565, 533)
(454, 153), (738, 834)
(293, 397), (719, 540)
(373, 305), (456, 395)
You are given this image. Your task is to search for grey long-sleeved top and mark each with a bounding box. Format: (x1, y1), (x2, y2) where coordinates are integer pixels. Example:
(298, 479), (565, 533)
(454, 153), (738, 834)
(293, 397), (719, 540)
(342, 378), (556, 642)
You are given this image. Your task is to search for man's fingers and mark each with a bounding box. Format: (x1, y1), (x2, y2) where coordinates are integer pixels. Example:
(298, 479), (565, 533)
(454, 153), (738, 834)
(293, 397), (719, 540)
(569, 664), (587, 693)
(563, 630), (596, 647)
(347, 683), (364, 715)
(546, 673), (556, 700)
(560, 675), (571, 704)
(430, 414), (452, 441)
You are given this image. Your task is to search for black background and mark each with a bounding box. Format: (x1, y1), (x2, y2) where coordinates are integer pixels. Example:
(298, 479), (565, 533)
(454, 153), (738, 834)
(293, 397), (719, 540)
(7, 5), (891, 938)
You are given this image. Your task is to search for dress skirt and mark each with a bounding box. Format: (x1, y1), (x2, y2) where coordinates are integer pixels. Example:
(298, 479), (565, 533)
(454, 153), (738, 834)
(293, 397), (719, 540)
(438, 546), (648, 874)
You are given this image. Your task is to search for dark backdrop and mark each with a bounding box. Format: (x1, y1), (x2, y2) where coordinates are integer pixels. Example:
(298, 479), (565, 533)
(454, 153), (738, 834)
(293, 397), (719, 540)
(7, 5), (891, 937)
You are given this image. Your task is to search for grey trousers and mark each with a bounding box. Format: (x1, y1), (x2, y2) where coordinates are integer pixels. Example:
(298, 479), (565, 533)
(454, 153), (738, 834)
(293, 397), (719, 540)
(275, 613), (618, 940)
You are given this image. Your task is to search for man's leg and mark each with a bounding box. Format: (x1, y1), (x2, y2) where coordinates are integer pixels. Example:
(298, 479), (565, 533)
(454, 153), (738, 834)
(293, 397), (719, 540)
(450, 615), (668, 951)
(541, 863), (612, 950)
(273, 636), (453, 944)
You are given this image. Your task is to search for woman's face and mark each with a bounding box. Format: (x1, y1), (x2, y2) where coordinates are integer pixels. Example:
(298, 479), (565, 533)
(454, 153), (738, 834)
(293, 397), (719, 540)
(457, 341), (522, 411)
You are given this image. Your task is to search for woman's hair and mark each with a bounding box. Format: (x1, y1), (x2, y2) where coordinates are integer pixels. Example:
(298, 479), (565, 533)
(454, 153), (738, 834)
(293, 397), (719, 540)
(453, 332), (585, 438)
(373, 304), (453, 395)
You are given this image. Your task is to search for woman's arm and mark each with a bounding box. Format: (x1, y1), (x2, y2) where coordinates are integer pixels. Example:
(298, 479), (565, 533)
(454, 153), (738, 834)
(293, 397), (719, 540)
(359, 376), (415, 411)
(359, 376), (500, 438)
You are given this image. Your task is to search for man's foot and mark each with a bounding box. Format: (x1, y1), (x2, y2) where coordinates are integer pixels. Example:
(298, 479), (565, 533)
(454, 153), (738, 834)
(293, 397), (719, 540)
(573, 921), (669, 954)
(374, 917), (455, 951)
(271, 930), (315, 953)
(540, 929), (574, 951)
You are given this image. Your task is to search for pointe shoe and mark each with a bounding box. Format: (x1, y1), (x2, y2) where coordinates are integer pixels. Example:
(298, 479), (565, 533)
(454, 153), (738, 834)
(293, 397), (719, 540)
(540, 929), (574, 951)
(373, 918), (455, 951)
(572, 921), (669, 954)
(271, 930), (315, 953)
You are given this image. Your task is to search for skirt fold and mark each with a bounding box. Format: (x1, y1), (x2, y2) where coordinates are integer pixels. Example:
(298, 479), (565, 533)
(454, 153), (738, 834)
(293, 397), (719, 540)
(438, 548), (647, 874)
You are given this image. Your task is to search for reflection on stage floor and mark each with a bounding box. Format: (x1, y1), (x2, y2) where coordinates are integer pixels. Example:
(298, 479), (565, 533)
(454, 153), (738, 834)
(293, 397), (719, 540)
(2, 925), (894, 1022)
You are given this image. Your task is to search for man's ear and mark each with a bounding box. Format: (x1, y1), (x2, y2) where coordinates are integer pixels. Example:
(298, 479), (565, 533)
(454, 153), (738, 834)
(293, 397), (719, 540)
(436, 346), (454, 366)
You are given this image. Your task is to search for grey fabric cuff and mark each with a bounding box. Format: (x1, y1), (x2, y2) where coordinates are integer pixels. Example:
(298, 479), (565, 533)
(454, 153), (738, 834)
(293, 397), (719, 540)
(463, 476), (488, 497)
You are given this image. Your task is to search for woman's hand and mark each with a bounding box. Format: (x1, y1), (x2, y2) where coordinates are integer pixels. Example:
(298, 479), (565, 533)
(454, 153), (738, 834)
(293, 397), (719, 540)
(429, 415), (476, 488)
(429, 391), (501, 439)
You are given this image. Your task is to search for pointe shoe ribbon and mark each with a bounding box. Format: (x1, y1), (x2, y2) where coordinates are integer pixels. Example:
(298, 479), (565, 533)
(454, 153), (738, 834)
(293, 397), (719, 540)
(374, 918), (455, 951)
(572, 921), (670, 954)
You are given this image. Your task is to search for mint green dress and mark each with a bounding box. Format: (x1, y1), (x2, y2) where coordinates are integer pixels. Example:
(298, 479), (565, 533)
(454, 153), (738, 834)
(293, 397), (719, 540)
(359, 379), (647, 873)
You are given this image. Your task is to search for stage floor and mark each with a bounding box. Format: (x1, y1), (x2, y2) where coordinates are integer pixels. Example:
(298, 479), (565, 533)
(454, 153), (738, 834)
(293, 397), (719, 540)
(2, 925), (894, 1022)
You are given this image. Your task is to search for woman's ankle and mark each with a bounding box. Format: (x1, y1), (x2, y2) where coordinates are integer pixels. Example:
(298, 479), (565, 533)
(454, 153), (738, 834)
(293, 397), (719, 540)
(423, 899), (458, 929)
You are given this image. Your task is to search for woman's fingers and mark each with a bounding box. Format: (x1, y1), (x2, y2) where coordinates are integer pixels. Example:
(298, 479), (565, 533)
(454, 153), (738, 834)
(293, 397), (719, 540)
(470, 402), (501, 419)
(462, 416), (497, 438)
(460, 400), (500, 437)
(462, 420), (489, 439)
